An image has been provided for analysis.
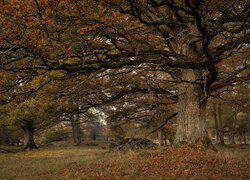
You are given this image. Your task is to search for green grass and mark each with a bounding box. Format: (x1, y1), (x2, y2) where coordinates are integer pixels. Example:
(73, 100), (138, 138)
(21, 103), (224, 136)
(0, 147), (107, 179)
(0, 144), (249, 180)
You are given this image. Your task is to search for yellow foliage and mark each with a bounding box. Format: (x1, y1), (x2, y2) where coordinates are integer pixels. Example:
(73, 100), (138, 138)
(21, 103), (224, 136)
(0, 97), (67, 129)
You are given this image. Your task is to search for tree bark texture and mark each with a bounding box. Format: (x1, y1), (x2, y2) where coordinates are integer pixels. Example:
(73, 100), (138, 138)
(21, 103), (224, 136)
(229, 108), (237, 144)
(158, 128), (164, 147)
(23, 126), (37, 150)
(175, 69), (209, 145)
(158, 113), (166, 146)
(213, 104), (220, 143)
(213, 103), (224, 145)
(71, 113), (81, 146)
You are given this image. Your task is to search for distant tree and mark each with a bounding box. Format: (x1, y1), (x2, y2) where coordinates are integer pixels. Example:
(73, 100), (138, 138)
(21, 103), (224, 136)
(0, 98), (65, 149)
(213, 103), (224, 145)
(0, 127), (13, 145)
(106, 124), (126, 140)
(237, 112), (249, 144)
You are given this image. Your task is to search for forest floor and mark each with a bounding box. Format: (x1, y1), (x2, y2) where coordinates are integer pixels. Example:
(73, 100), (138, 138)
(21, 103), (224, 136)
(0, 142), (249, 180)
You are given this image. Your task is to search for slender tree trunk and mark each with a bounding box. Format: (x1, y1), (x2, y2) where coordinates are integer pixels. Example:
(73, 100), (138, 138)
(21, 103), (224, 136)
(213, 103), (224, 145)
(229, 108), (237, 144)
(22, 126), (37, 150)
(158, 113), (165, 146)
(175, 69), (210, 145)
(217, 104), (224, 145)
(229, 134), (235, 144)
(213, 104), (221, 144)
(158, 128), (164, 147)
(243, 132), (247, 144)
(213, 104), (219, 144)
(71, 113), (81, 146)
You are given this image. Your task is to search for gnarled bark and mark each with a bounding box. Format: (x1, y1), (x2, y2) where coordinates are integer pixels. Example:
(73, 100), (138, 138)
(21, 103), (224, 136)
(22, 126), (37, 150)
(175, 69), (209, 146)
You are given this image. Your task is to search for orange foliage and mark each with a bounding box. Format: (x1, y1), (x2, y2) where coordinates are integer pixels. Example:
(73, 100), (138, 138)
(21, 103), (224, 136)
(38, 146), (249, 180)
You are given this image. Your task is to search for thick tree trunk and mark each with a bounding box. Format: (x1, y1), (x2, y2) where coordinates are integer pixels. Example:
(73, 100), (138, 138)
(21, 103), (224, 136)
(23, 126), (37, 150)
(71, 113), (81, 146)
(175, 69), (210, 145)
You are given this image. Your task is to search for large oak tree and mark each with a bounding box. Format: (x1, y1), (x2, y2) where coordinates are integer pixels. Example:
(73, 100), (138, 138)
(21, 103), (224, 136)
(0, 0), (249, 146)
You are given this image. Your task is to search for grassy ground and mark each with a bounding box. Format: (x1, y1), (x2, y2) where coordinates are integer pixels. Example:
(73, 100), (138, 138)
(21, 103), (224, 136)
(0, 146), (107, 180)
(0, 143), (249, 180)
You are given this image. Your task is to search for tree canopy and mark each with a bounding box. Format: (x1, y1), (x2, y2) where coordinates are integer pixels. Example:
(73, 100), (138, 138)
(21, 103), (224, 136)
(0, 0), (249, 147)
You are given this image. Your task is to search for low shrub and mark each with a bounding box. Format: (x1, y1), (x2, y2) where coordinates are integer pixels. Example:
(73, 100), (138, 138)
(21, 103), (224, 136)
(45, 129), (70, 143)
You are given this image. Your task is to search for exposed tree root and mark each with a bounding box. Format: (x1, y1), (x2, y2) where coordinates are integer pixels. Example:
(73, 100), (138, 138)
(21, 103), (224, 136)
(0, 147), (13, 153)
